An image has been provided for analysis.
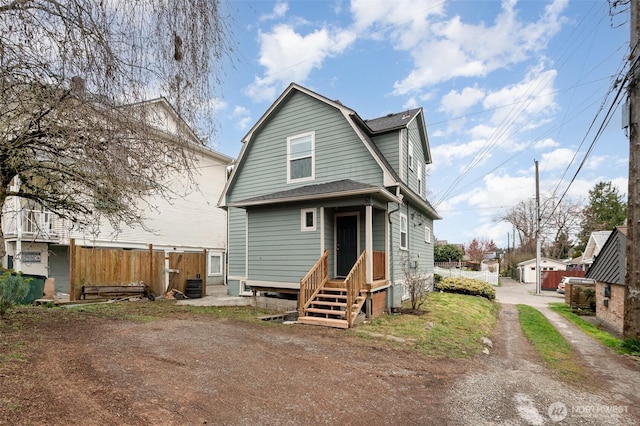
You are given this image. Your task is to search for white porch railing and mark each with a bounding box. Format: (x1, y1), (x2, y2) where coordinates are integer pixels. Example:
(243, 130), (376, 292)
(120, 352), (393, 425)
(1, 207), (58, 240)
(434, 266), (499, 286)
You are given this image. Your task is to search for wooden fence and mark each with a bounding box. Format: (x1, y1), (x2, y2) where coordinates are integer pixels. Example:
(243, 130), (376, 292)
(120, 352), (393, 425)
(541, 270), (585, 291)
(69, 239), (206, 301)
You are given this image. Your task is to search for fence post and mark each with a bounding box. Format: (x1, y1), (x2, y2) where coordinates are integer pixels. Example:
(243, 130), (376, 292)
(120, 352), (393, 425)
(202, 249), (207, 297)
(148, 244), (153, 292)
(69, 238), (76, 301)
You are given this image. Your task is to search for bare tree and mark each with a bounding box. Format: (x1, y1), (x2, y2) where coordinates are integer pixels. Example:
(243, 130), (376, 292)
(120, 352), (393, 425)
(496, 198), (538, 253)
(496, 196), (581, 258)
(0, 0), (229, 231)
(400, 254), (433, 312)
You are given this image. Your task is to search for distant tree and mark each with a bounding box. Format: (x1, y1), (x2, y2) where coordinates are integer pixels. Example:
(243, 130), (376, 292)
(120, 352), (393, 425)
(497, 196), (581, 255)
(464, 238), (497, 263)
(496, 198), (538, 253)
(434, 244), (464, 262)
(0, 0), (230, 233)
(577, 182), (627, 249)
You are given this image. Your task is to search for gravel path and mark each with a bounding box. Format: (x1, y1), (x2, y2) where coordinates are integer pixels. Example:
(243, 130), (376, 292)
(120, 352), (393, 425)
(445, 278), (639, 425)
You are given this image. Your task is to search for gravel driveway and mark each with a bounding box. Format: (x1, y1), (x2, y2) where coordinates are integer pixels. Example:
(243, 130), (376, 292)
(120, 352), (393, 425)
(446, 278), (640, 425)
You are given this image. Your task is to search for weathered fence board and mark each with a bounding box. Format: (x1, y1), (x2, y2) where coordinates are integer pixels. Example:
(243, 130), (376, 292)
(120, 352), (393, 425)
(69, 240), (205, 300)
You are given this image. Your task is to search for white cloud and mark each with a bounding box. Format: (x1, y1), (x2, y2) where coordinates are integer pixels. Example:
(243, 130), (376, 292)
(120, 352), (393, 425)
(539, 148), (575, 171)
(245, 24), (356, 102)
(431, 138), (490, 166)
(260, 2), (289, 21)
(350, 0), (445, 48)
(483, 65), (558, 127)
(440, 86), (486, 117)
(534, 138), (559, 149)
(390, 0), (568, 95)
(230, 106), (251, 131)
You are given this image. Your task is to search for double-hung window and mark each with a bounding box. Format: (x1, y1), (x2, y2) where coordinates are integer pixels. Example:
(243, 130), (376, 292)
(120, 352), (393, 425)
(287, 131), (315, 183)
(400, 213), (408, 250)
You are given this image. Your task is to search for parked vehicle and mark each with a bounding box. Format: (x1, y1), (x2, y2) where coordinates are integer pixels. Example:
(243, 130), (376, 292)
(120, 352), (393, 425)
(556, 276), (595, 294)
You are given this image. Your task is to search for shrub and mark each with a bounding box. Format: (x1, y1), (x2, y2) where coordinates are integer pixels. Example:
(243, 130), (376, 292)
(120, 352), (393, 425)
(435, 277), (496, 300)
(434, 273), (442, 284)
(621, 338), (640, 355)
(0, 272), (31, 318)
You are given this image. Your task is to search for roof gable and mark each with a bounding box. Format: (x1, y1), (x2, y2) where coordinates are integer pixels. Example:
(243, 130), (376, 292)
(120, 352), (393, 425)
(586, 227), (627, 284)
(583, 230), (612, 263)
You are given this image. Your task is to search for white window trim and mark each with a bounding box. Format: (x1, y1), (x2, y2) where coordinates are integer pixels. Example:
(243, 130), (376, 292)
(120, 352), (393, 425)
(400, 213), (408, 250)
(418, 163), (423, 196)
(208, 252), (223, 276)
(286, 131), (315, 184)
(408, 140), (414, 171)
(239, 280), (253, 296)
(301, 208), (316, 232)
(425, 226), (432, 244)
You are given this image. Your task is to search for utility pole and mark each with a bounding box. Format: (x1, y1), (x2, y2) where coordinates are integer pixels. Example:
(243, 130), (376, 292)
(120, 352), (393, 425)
(625, 0), (640, 339)
(535, 160), (541, 295)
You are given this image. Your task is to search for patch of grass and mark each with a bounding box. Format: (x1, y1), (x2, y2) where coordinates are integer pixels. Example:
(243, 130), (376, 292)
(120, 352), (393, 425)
(66, 299), (274, 323)
(548, 302), (629, 355)
(0, 351), (26, 363)
(0, 397), (21, 412)
(517, 304), (585, 381)
(353, 292), (498, 358)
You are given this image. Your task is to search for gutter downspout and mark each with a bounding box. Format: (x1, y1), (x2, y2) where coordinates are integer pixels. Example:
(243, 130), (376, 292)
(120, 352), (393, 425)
(388, 200), (401, 309)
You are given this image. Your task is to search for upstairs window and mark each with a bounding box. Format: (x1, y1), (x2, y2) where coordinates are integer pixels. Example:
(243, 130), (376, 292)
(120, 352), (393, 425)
(287, 132), (315, 183)
(418, 163), (423, 196)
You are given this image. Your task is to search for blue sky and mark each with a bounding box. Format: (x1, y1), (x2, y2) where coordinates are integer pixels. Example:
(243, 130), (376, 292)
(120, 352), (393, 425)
(208, 0), (630, 248)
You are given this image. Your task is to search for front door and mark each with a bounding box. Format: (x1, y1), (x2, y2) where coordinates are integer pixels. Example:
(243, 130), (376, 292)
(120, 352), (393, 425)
(336, 214), (358, 277)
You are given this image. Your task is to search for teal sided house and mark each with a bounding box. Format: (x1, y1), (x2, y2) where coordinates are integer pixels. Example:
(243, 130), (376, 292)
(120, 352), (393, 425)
(219, 83), (441, 328)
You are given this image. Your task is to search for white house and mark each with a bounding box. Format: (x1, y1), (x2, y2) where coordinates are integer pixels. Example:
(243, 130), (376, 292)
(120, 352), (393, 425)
(1, 98), (233, 293)
(582, 230), (612, 267)
(517, 257), (567, 283)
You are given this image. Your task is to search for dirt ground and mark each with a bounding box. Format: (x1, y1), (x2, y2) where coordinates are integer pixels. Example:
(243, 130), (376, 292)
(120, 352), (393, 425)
(1, 301), (640, 425)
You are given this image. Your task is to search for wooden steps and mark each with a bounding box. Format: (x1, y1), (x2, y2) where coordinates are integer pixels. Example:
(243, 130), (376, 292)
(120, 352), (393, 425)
(298, 287), (366, 329)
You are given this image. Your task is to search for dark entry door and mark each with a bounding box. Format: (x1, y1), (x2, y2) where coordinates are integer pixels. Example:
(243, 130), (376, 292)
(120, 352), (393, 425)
(336, 215), (358, 277)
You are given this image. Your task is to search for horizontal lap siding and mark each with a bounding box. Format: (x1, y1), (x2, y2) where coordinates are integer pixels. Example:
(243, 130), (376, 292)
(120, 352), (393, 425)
(373, 210), (386, 252)
(227, 91), (383, 203)
(373, 132), (401, 175)
(407, 121), (424, 195)
(228, 208), (246, 277)
(248, 207), (321, 282)
(389, 204), (435, 283)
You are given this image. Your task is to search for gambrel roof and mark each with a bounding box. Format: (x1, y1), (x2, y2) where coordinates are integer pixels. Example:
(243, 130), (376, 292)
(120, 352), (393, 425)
(219, 82), (440, 220)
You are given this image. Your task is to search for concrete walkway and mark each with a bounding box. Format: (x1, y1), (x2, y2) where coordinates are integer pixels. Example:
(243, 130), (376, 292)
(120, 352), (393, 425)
(495, 276), (565, 307)
(176, 284), (298, 311)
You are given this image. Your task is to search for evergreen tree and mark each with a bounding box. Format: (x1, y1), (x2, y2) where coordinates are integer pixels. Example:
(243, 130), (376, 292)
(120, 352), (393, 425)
(577, 182), (627, 249)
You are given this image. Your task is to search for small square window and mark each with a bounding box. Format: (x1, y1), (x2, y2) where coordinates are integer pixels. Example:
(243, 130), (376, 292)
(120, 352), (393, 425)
(301, 208), (316, 232)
